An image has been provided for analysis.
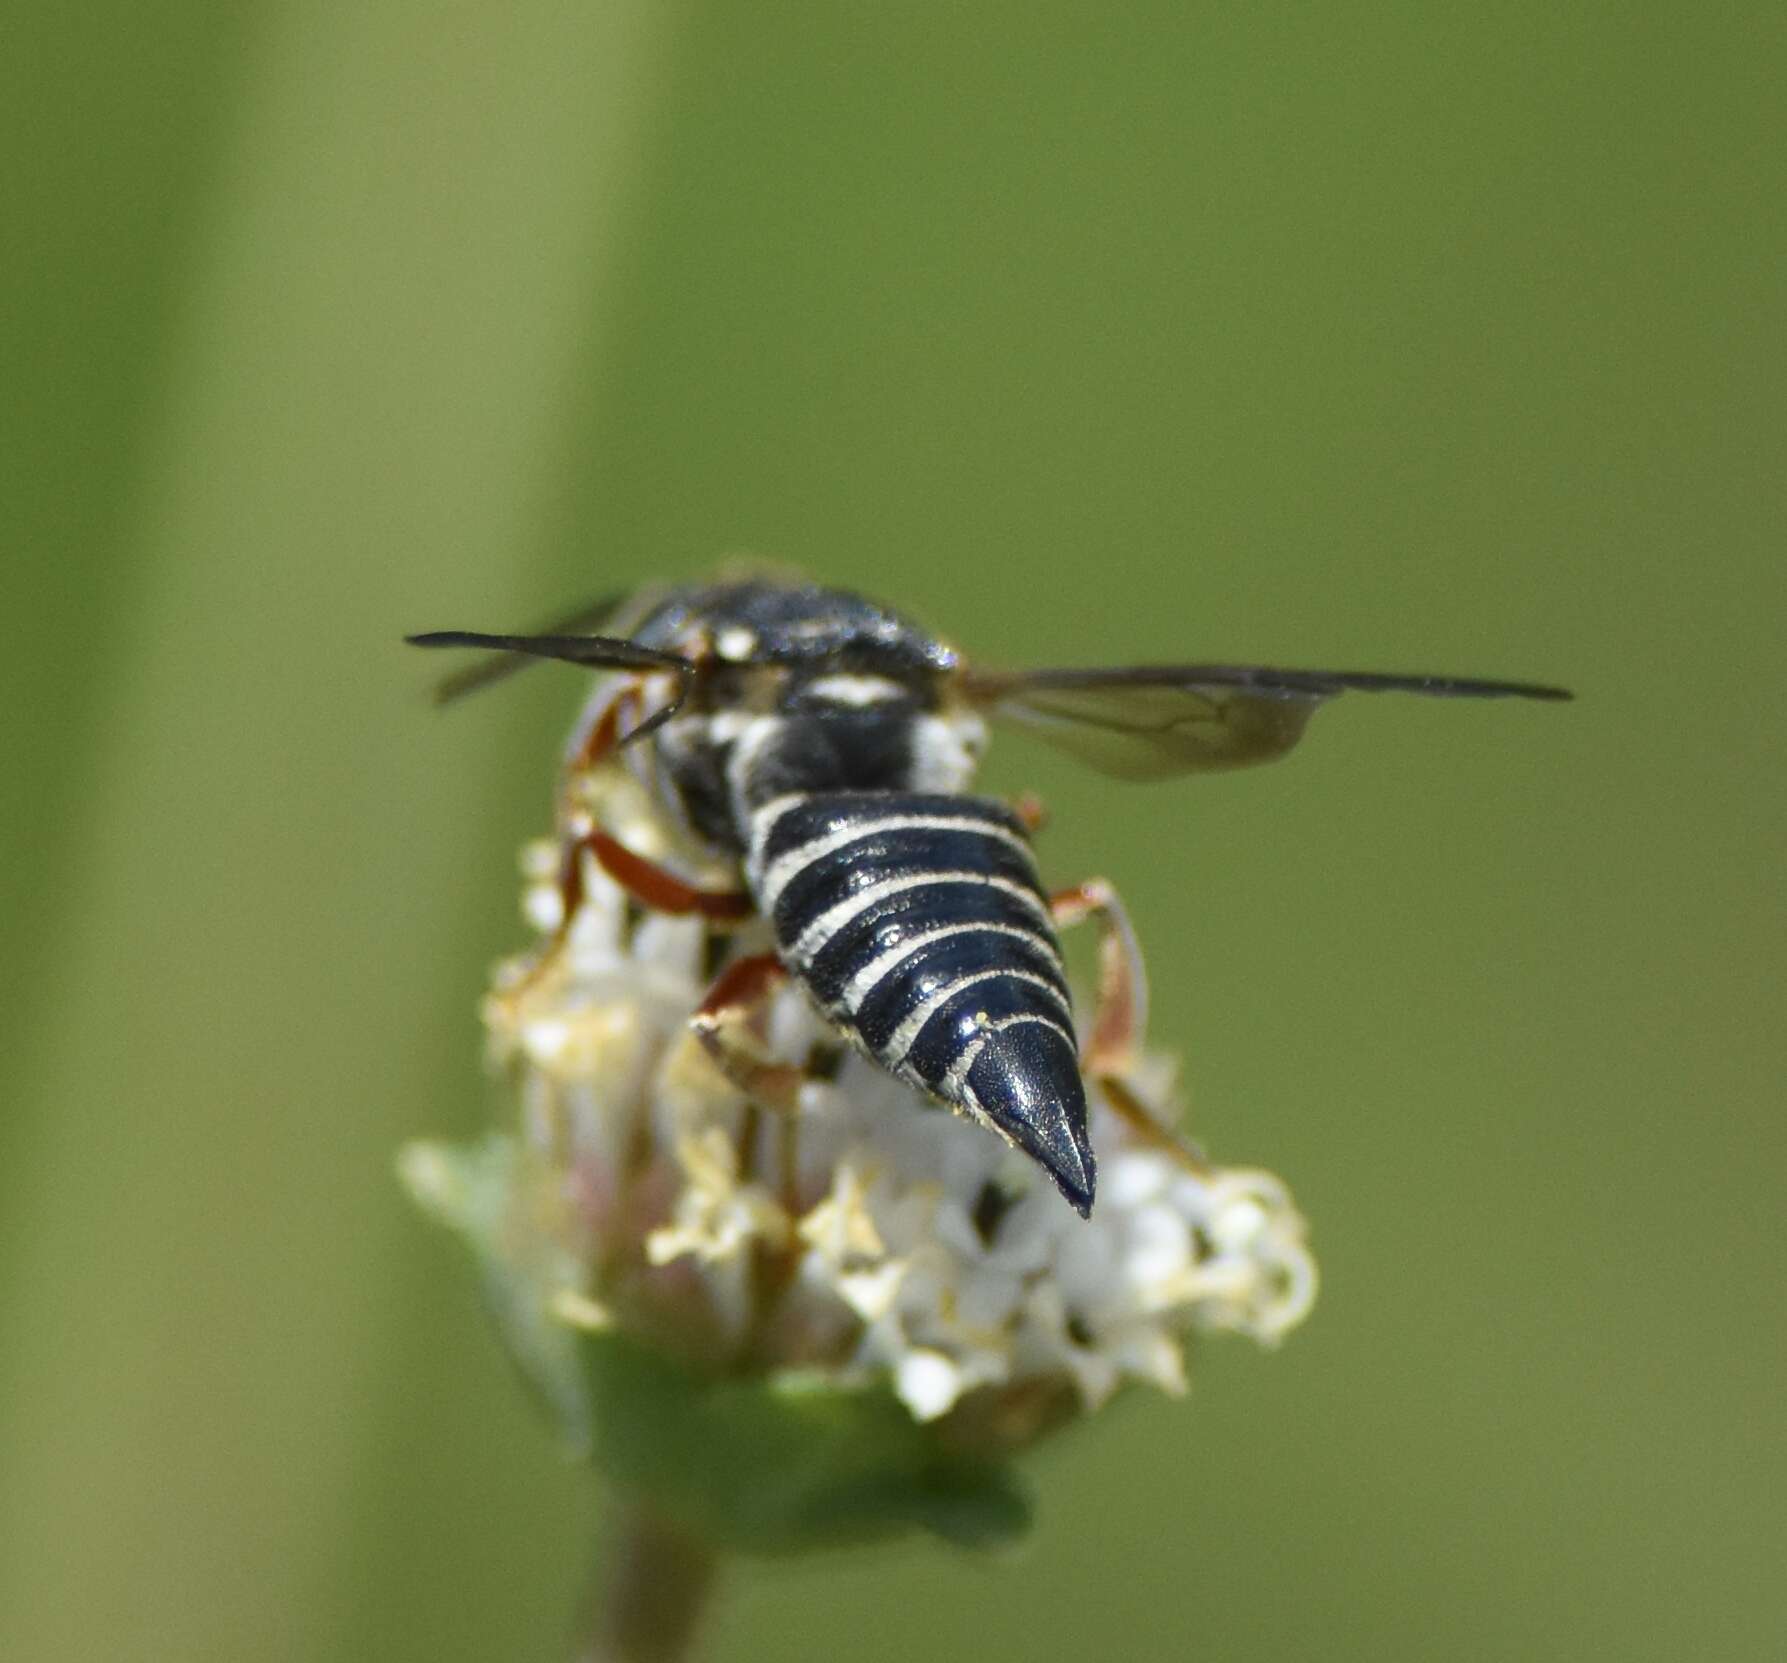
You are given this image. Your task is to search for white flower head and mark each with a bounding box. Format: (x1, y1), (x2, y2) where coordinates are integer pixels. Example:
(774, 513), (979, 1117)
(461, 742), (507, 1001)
(418, 792), (1316, 1440)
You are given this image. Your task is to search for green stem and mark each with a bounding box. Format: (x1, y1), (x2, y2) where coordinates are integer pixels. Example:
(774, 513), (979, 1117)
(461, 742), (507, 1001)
(575, 1502), (719, 1663)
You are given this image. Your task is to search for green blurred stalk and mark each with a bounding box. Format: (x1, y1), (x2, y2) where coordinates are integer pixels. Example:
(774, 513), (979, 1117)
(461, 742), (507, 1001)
(577, 1505), (718, 1663)
(0, 3), (676, 1659)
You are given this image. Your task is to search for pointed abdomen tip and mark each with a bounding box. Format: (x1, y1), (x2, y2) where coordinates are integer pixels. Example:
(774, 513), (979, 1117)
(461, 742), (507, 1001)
(962, 1020), (1097, 1217)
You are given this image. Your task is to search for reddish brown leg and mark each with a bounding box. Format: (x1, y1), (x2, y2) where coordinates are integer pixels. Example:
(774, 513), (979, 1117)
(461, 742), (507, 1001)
(566, 663), (694, 774)
(1051, 878), (1208, 1173)
(689, 953), (807, 1114)
(1049, 878), (1149, 1075)
(1097, 1072), (1210, 1174)
(516, 825), (750, 997)
(555, 674), (676, 828)
(696, 952), (808, 1354)
(566, 685), (626, 777)
(1011, 790), (1050, 835)
(554, 674), (750, 919)
(586, 832), (752, 921)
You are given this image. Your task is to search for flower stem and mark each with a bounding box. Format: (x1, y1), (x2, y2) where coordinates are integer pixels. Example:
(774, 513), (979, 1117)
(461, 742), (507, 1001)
(575, 1501), (718, 1663)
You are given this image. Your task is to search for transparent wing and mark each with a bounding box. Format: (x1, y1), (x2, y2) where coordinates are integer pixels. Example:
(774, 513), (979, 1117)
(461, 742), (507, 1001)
(963, 663), (1572, 781)
(406, 621), (696, 742)
(407, 591), (639, 705)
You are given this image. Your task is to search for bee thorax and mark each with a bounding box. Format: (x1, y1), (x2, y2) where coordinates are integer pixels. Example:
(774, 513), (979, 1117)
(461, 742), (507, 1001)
(648, 702), (988, 853)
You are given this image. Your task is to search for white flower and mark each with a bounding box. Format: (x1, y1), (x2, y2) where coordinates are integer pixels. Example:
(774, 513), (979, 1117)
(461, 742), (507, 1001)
(451, 801), (1318, 1431)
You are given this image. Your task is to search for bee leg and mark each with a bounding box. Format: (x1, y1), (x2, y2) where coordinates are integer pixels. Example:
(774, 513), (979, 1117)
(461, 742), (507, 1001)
(1094, 1070), (1211, 1174)
(554, 677), (645, 841)
(1049, 879), (1149, 1075)
(689, 953), (807, 1115)
(556, 670), (684, 827)
(1050, 881), (1208, 1173)
(1011, 790), (1050, 835)
(562, 667), (684, 780)
(510, 829), (751, 1001)
(564, 679), (628, 776)
(581, 831), (753, 921)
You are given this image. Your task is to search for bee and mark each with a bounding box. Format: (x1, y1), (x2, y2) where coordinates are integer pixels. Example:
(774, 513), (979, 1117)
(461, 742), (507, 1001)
(410, 578), (1568, 1217)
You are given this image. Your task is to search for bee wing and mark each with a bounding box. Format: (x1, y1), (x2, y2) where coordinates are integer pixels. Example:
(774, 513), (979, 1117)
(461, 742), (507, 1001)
(406, 591), (647, 705)
(407, 619), (697, 741)
(963, 664), (1572, 781)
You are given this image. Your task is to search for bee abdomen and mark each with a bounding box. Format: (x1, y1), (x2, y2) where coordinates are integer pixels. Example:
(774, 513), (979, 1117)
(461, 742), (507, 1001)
(745, 792), (1097, 1215)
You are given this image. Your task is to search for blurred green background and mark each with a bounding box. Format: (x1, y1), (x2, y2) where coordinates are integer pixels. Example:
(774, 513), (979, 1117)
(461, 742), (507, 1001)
(4, 3), (1782, 1659)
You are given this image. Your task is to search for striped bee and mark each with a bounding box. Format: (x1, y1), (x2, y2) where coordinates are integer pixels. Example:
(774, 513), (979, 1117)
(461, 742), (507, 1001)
(411, 578), (1568, 1217)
